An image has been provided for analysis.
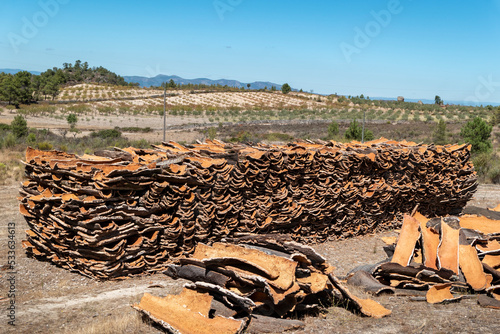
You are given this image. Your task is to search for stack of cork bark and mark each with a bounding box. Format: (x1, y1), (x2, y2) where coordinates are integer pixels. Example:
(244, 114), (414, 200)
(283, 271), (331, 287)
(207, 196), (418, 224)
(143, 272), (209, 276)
(19, 139), (477, 279)
(133, 235), (391, 334)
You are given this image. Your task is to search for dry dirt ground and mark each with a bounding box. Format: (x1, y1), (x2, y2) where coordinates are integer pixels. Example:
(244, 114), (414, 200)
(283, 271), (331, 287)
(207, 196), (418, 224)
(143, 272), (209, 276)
(1, 184), (500, 334)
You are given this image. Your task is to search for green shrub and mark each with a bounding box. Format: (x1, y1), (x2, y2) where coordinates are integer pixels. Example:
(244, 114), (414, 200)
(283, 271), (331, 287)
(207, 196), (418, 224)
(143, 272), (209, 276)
(460, 117), (492, 153)
(281, 83), (291, 95)
(26, 133), (36, 144)
(0, 124), (11, 130)
(37, 142), (53, 150)
(207, 127), (217, 140)
(229, 131), (252, 143)
(91, 129), (122, 139)
(433, 120), (448, 145)
(67, 113), (78, 127)
(4, 133), (16, 148)
(471, 152), (500, 183)
(327, 121), (339, 139)
(120, 127), (152, 133)
(472, 152), (490, 175)
(488, 165), (500, 184)
(265, 133), (293, 142)
(132, 139), (149, 148)
(11, 115), (28, 138)
(337, 96), (347, 103)
(344, 119), (374, 141)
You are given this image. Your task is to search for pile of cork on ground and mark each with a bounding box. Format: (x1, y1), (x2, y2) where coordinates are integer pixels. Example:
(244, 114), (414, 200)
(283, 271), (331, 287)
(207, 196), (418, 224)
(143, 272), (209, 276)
(19, 138), (477, 279)
(347, 209), (500, 309)
(131, 208), (499, 334)
(133, 234), (393, 333)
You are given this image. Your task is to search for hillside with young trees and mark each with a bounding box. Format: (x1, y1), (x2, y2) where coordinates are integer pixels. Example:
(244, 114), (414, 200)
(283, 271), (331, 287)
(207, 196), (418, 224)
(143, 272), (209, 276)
(0, 61), (133, 106)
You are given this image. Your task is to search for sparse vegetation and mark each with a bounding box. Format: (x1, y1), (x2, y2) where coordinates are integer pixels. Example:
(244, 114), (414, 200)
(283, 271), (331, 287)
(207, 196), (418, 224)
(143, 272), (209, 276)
(91, 128), (122, 139)
(1, 84), (500, 183)
(66, 114), (78, 135)
(433, 119), (448, 145)
(344, 119), (374, 141)
(327, 121), (339, 140)
(460, 117), (492, 153)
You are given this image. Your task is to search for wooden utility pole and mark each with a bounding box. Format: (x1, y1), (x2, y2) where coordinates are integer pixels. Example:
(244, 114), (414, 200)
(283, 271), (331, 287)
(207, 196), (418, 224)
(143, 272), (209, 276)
(163, 83), (166, 142)
(362, 110), (366, 143)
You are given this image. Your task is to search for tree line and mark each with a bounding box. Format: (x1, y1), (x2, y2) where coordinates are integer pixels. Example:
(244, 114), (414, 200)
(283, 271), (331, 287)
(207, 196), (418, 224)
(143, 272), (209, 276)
(155, 78), (285, 93)
(0, 60), (133, 106)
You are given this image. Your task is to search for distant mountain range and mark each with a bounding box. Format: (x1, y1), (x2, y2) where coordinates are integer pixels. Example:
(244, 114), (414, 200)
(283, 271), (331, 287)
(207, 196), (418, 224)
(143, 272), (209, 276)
(122, 74), (282, 90)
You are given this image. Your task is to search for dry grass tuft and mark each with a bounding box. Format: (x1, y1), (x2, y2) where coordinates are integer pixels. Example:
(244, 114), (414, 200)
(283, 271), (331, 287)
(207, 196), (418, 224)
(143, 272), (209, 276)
(0, 149), (25, 185)
(66, 312), (144, 334)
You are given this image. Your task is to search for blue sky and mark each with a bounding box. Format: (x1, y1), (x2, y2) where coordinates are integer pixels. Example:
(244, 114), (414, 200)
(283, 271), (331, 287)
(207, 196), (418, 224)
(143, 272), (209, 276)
(1, 0), (500, 104)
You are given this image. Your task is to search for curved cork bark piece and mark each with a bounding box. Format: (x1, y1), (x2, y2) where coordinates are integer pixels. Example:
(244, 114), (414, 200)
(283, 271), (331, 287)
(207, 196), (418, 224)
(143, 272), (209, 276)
(458, 230), (488, 291)
(192, 243), (297, 291)
(437, 222), (460, 274)
(246, 314), (305, 334)
(426, 283), (461, 304)
(352, 297), (392, 318)
(413, 212), (428, 225)
(414, 212), (439, 269)
(392, 214), (421, 267)
(486, 285), (500, 301)
(328, 273), (391, 318)
(482, 254), (500, 269)
(476, 240), (500, 254)
(459, 215), (500, 235)
(380, 236), (397, 245)
(477, 294), (500, 309)
(296, 272), (329, 294)
(422, 227), (440, 269)
(347, 270), (395, 295)
(132, 289), (245, 334)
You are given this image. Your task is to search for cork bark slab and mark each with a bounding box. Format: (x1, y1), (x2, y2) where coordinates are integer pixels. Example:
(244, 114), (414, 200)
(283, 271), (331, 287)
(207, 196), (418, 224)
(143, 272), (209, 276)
(482, 254), (500, 269)
(437, 222), (460, 274)
(328, 273), (392, 318)
(459, 215), (500, 235)
(392, 214), (421, 266)
(415, 212), (440, 269)
(458, 230), (489, 291)
(426, 283), (461, 304)
(132, 289), (245, 334)
(191, 243), (298, 291)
